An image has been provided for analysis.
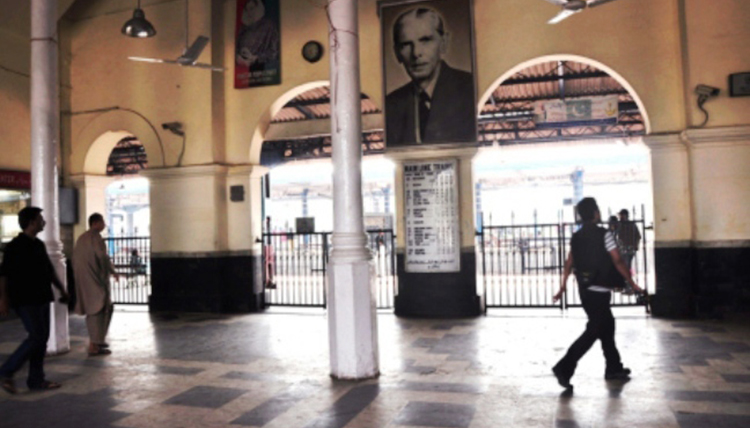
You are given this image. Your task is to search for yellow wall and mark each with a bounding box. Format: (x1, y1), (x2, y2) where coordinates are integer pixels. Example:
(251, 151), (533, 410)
(235, 0), (690, 163)
(63, 0), (218, 174)
(57, 0), (748, 169)
(0, 29), (31, 171)
(683, 0), (750, 128)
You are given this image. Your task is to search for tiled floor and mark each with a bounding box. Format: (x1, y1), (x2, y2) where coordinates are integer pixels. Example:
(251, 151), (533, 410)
(1, 307), (749, 427)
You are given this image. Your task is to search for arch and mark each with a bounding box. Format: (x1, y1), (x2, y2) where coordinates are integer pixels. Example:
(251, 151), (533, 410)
(72, 108), (166, 175)
(249, 81), (330, 164)
(477, 54), (652, 135)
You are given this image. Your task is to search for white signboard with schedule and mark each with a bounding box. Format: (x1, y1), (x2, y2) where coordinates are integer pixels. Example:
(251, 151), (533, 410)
(404, 159), (460, 273)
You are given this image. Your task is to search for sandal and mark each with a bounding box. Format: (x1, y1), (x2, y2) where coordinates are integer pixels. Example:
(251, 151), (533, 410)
(1, 378), (16, 394)
(28, 380), (62, 391)
(88, 347), (112, 356)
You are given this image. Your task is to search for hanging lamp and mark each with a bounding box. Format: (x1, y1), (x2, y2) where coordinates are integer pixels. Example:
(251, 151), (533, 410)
(121, 0), (156, 38)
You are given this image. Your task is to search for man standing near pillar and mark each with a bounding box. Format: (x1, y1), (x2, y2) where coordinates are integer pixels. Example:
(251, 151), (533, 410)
(0, 207), (69, 394)
(73, 213), (117, 356)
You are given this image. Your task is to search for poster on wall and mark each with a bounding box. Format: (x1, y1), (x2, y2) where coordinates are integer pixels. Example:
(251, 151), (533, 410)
(404, 159), (460, 273)
(534, 95), (619, 128)
(234, 0), (281, 88)
(379, 0), (478, 148)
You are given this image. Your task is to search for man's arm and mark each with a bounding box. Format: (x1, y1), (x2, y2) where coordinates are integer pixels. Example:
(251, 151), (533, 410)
(553, 251), (573, 302)
(97, 236), (119, 279)
(0, 276), (9, 316)
(609, 248), (643, 294)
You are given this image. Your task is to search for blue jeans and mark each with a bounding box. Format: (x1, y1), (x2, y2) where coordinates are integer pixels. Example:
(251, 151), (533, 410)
(0, 303), (50, 387)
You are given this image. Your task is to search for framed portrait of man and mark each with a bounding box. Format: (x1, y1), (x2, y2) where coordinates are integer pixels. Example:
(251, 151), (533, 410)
(234, 0), (281, 88)
(379, 0), (478, 148)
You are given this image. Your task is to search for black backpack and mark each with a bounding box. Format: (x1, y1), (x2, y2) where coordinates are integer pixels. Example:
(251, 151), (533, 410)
(571, 224), (622, 289)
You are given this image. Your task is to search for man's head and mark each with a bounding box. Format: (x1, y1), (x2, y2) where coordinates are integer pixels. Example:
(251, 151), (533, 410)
(88, 213), (106, 232)
(618, 209), (629, 221)
(18, 206), (45, 235)
(242, 0), (265, 26)
(392, 8), (447, 87)
(576, 197), (600, 223)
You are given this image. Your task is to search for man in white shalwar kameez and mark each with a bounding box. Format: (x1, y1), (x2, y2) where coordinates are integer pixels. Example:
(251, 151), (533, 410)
(73, 213), (117, 356)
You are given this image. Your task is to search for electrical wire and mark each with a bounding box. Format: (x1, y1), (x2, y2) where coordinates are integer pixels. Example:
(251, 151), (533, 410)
(696, 94), (710, 128)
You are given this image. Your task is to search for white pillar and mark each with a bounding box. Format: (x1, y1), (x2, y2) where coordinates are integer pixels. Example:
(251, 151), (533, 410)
(31, 0), (69, 354)
(326, 0), (379, 379)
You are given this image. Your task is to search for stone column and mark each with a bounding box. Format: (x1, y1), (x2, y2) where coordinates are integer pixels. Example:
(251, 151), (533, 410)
(326, 0), (379, 380)
(30, 0), (68, 354)
(644, 133), (693, 317)
(389, 147), (481, 317)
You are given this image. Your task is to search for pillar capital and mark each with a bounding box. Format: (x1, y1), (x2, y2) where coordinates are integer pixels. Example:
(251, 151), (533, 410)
(642, 132), (684, 152)
(681, 125), (750, 148)
(386, 144), (479, 163)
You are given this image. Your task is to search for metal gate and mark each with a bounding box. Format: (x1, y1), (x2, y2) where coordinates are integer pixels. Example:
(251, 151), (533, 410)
(262, 229), (397, 309)
(478, 217), (651, 309)
(105, 237), (151, 305)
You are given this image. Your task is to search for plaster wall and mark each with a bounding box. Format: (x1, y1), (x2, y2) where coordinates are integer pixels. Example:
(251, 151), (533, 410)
(646, 134), (692, 244)
(237, 0), (688, 163)
(682, 0), (750, 128)
(142, 165), (228, 253)
(63, 0), (218, 174)
(687, 128), (750, 242)
(0, 29), (31, 170)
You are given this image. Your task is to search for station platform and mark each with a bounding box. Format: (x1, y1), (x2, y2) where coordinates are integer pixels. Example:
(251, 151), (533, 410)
(1, 307), (749, 428)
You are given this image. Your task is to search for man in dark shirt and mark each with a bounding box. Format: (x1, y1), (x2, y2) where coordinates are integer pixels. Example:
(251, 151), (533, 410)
(0, 206), (69, 394)
(551, 198), (643, 390)
(385, 7), (476, 147)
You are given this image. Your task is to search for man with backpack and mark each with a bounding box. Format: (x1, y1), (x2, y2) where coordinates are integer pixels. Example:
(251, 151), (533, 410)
(551, 197), (643, 389)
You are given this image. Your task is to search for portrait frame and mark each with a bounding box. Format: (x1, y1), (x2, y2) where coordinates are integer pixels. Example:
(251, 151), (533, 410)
(234, 0), (282, 89)
(379, 0), (478, 148)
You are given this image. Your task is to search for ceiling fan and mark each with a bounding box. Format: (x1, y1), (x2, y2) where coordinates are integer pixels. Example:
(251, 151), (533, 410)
(127, 0), (224, 72)
(544, 0), (622, 25)
(128, 36), (223, 72)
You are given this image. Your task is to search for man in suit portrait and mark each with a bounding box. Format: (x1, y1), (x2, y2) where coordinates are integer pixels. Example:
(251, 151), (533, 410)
(386, 7), (477, 147)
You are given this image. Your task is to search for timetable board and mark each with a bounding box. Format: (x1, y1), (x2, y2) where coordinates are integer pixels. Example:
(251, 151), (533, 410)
(404, 159), (460, 273)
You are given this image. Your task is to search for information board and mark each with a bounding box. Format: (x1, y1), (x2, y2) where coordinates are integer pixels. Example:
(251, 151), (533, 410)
(404, 159), (460, 272)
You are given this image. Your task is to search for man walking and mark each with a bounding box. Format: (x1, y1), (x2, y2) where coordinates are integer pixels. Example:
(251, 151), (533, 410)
(552, 198), (643, 389)
(0, 207), (69, 393)
(73, 213), (117, 356)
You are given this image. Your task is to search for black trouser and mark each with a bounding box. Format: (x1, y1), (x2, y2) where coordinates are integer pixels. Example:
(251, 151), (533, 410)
(554, 288), (623, 377)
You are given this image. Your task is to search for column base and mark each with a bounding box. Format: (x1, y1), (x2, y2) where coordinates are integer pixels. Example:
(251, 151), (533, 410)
(395, 250), (481, 318)
(328, 258), (379, 380)
(652, 244), (750, 318)
(149, 253), (265, 313)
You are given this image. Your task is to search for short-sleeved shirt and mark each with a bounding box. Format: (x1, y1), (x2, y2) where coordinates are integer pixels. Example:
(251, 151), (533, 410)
(0, 233), (55, 307)
(587, 231), (618, 293)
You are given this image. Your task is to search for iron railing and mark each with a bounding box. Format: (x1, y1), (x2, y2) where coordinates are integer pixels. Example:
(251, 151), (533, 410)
(478, 213), (652, 310)
(262, 229), (397, 309)
(104, 236), (151, 305)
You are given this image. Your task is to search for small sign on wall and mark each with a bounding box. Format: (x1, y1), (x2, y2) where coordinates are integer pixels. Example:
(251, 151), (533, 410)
(404, 159), (460, 273)
(296, 217), (315, 234)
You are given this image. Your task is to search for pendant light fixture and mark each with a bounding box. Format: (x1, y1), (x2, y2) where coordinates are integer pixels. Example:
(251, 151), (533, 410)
(121, 0), (156, 38)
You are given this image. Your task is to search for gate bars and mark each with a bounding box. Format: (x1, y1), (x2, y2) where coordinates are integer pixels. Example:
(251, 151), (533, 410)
(104, 236), (151, 305)
(262, 229), (397, 309)
(478, 214), (652, 310)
